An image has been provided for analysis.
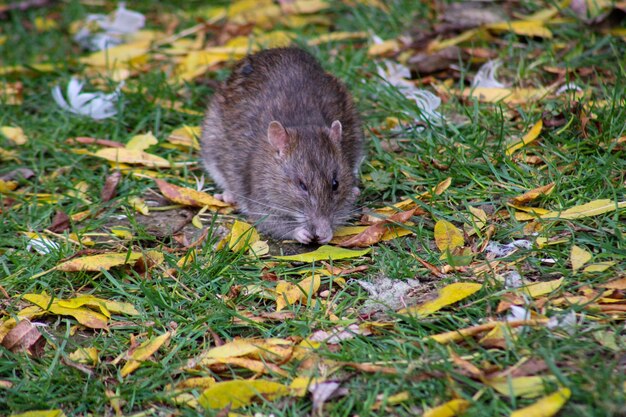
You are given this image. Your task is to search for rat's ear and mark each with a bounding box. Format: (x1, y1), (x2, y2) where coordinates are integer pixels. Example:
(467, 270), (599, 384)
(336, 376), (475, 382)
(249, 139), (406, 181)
(329, 120), (342, 143)
(267, 121), (289, 156)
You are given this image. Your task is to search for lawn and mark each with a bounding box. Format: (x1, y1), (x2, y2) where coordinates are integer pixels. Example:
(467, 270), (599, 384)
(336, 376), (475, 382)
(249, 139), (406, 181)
(1, 1), (625, 416)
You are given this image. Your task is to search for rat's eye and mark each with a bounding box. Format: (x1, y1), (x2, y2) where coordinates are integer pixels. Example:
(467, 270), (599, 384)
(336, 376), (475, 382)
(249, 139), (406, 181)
(298, 180), (308, 192)
(331, 178), (339, 191)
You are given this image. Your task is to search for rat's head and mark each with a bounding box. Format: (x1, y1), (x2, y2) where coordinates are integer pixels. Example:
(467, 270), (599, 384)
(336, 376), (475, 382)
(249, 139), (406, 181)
(260, 120), (359, 244)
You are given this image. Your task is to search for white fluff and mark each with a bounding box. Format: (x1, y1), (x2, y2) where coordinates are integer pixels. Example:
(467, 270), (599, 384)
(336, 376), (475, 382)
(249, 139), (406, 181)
(472, 60), (506, 88)
(52, 78), (122, 120)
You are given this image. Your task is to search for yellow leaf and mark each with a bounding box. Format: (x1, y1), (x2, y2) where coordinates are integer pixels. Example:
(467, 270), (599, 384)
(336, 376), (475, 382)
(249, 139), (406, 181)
(120, 331), (171, 377)
(94, 148), (170, 168)
(203, 338), (292, 361)
(249, 240), (269, 256)
(486, 20), (553, 38)
(69, 347), (99, 365)
(1, 126), (28, 145)
(518, 278), (564, 298)
(465, 87), (550, 105)
(111, 226), (133, 240)
(155, 179), (228, 208)
(510, 387), (571, 417)
(506, 120), (543, 156)
(34, 17), (58, 31)
(276, 274), (321, 311)
(125, 132), (158, 151)
(0, 179), (18, 193)
(423, 399), (470, 417)
(368, 39), (400, 56)
(57, 295), (138, 316)
(10, 411), (67, 417)
(290, 376), (326, 397)
(80, 40), (151, 67)
(275, 245), (370, 262)
(198, 380), (290, 409)
(468, 206), (488, 230)
(167, 125), (201, 150)
(306, 31), (368, 45)
(487, 376), (557, 398)
(399, 282), (482, 316)
(583, 261), (616, 273)
(509, 182), (556, 205)
(229, 220), (260, 252)
(570, 245), (592, 273)
(280, 0), (330, 14)
(127, 196), (149, 215)
(55, 252), (143, 272)
(434, 219), (464, 252)
(22, 293), (109, 329)
(541, 199), (626, 220)
(428, 28), (481, 52)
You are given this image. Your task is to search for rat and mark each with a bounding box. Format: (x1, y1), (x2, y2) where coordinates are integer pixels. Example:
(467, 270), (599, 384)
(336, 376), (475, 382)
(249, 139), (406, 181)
(200, 47), (364, 244)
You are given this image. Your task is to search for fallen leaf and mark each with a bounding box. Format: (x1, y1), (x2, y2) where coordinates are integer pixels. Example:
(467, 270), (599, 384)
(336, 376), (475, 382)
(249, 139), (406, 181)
(506, 120), (543, 156)
(80, 40), (151, 67)
(69, 347), (99, 365)
(155, 179), (228, 208)
(22, 293), (109, 329)
(518, 278), (564, 298)
(197, 380), (290, 409)
(541, 199), (626, 220)
(125, 132), (158, 151)
(94, 148), (170, 168)
(120, 331), (171, 377)
(398, 282), (482, 316)
(0, 125), (27, 145)
(167, 125), (200, 150)
(509, 182), (556, 205)
(487, 375), (557, 398)
(583, 261), (616, 273)
(229, 220), (260, 252)
(1, 319), (43, 353)
(55, 252), (143, 271)
(570, 245), (592, 272)
(101, 171), (122, 202)
(275, 245), (370, 262)
(423, 399), (470, 417)
(340, 208), (415, 247)
(486, 20), (553, 38)
(602, 277), (626, 290)
(128, 196), (149, 215)
(510, 387), (571, 417)
(276, 274), (321, 311)
(9, 411), (67, 417)
(434, 219), (465, 252)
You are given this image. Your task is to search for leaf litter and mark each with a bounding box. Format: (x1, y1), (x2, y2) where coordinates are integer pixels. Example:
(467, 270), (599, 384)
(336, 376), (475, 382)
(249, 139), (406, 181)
(1, 0), (625, 416)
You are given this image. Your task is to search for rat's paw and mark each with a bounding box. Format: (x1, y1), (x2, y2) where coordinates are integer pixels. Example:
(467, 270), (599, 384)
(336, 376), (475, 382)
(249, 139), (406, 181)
(293, 227), (314, 244)
(215, 191), (236, 204)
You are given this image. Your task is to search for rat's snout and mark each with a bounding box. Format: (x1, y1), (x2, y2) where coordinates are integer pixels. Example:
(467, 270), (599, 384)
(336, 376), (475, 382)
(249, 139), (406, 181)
(311, 218), (333, 244)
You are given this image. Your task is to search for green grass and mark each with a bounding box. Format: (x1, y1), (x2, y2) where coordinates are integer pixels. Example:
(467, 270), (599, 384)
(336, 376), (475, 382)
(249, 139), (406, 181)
(1, 1), (626, 416)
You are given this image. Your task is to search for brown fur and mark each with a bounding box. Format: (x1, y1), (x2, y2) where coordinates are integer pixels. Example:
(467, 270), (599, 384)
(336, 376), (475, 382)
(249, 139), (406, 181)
(201, 47), (364, 243)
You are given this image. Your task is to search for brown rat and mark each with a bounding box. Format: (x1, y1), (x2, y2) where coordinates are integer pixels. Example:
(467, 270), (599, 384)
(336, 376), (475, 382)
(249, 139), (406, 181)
(200, 47), (364, 244)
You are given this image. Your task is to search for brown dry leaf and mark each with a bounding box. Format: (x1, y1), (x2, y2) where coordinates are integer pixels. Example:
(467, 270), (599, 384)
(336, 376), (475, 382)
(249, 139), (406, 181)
(509, 182), (556, 205)
(434, 219), (465, 252)
(276, 274), (321, 311)
(423, 399), (470, 417)
(155, 178), (228, 208)
(340, 208), (415, 247)
(198, 379), (290, 410)
(541, 199), (626, 220)
(398, 282), (482, 316)
(602, 277), (626, 290)
(0, 319), (44, 353)
(55, 252), (143, 272)
(120, 331), (171, 377)
(101, 171), (122, 202)
(510, 387), (571, 417)
(506, 120), (543, 156)
(94, 148), (171, 168)
(66, 136), (125, 148)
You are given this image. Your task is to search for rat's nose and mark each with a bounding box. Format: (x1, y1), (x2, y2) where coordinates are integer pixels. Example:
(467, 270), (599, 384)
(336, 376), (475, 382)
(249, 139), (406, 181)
(312, 221), (333, 244)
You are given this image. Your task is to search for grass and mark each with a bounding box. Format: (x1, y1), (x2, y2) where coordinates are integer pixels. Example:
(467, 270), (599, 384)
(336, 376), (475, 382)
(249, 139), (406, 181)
(1, 1), (625, 416)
